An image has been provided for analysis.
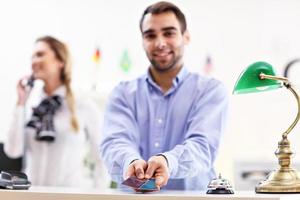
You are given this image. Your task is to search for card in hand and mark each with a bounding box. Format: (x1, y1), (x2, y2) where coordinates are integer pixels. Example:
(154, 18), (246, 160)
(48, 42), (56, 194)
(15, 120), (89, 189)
(122, 176), (146, 189)
(139, 178), (158, 191)
(122, 176), (158, 192)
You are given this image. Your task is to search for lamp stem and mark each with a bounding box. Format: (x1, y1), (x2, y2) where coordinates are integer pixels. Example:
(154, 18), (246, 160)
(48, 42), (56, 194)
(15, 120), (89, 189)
(284, 85), (300, 138)
(260, 73), (300, 138)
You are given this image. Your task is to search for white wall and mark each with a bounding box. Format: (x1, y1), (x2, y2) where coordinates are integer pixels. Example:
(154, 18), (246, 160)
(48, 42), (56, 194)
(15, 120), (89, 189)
(1, 0), (300, 187)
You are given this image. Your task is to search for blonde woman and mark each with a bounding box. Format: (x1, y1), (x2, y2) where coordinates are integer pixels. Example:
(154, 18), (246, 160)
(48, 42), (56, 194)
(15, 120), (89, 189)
(5, 36), (107, 188)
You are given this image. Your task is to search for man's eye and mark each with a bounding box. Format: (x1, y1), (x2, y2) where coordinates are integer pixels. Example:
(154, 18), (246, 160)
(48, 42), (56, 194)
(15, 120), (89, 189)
(164, 31), (175, 37)
(144, 34), (156, 39)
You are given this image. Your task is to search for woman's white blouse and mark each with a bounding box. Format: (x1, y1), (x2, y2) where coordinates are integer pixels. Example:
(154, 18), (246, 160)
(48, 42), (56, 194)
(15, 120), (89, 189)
(4, 86), (108, 188)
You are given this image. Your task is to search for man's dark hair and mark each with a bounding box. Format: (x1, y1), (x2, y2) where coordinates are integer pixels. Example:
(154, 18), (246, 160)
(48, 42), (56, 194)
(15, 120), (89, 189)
(139, 1), (187, 33)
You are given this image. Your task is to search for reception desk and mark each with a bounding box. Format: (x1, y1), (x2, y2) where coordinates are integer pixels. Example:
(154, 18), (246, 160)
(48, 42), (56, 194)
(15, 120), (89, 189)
(0, 187), (300, 200)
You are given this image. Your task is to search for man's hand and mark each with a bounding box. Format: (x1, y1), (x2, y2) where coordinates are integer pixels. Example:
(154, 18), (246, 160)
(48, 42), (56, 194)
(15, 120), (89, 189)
(124, 159), (147, 180)
(145, 155), (169, 189)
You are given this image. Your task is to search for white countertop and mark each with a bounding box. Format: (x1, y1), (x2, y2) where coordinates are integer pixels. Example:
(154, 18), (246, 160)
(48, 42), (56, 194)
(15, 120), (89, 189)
(1, 187), (300, 200)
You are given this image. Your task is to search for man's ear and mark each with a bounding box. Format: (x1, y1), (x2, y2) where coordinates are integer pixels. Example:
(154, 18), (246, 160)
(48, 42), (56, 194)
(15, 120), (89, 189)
(183, 30), (190, 45)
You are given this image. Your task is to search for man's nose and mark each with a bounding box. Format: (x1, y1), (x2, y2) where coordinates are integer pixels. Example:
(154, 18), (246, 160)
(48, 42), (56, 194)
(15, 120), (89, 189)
(155, 37), (167, 49)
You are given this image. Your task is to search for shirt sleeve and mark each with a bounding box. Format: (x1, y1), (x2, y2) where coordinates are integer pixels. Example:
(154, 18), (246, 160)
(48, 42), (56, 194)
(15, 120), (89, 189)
(100, 84), (142, 183)
(4, 105), (26, 158)
(162, 81), (229, 179)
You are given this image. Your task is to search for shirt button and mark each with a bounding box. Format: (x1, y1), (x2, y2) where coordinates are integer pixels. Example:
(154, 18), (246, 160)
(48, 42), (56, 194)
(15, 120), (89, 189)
(157, 119), (163, 124)
(154, 142), (160, 147)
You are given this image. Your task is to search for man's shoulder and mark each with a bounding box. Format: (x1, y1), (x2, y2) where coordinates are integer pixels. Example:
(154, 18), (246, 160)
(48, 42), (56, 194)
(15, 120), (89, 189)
(188, 72), (224, 91)
(185, 73), (228, 104)
(113, 75), (146, 95)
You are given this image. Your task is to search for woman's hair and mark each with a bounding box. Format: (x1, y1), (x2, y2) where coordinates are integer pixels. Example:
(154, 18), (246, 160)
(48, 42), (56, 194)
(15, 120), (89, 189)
(36, 36), (79, 132)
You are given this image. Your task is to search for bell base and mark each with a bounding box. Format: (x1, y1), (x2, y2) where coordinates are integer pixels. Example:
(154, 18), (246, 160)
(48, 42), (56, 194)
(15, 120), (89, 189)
(207, 188), (234, 194)
(255, 169), (300, 193)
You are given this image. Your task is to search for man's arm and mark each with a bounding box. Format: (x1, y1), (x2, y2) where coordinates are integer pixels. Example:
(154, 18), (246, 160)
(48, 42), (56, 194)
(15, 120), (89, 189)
(164, 81), (229, 178)
(100, 83), (143, 183)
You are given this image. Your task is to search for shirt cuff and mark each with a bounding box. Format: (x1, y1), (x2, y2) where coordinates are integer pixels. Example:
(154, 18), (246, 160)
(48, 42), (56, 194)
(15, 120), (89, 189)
(122, 154), (142, 180)
(156, 153), (169, 167)
(159, 152), (178, 177)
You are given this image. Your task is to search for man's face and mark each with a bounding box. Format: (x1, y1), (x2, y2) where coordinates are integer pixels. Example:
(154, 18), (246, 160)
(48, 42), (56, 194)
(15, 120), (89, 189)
(141, 12), (189, 72)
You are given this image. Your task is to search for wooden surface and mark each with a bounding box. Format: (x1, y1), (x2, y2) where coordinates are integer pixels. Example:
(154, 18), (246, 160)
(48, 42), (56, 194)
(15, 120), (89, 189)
(1, 187), (300, 200)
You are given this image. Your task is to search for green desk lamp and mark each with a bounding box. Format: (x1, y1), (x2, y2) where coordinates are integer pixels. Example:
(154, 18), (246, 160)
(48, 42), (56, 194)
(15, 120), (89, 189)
(233, 61), (300, 193)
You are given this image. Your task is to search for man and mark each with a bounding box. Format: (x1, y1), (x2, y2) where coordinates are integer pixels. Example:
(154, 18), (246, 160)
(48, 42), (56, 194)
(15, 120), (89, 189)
(101, 1), (229, 190)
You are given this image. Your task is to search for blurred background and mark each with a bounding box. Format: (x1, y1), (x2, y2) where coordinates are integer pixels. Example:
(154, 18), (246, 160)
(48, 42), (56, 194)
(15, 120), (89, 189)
(1, 0), (300, 190)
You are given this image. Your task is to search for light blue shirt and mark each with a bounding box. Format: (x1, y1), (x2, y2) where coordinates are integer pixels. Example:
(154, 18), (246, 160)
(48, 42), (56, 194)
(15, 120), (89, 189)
(100, 67), (229, 190)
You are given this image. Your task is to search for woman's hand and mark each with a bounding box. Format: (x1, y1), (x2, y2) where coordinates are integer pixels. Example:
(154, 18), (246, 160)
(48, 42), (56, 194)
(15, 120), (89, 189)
(16, 76), (32, 106)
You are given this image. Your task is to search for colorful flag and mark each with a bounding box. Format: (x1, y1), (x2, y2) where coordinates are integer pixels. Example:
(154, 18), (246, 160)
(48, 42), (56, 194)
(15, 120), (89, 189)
(203, 55), (213, 75)
(93, 47), (101, 64)
(120, 49), (132, 73)
(91, 47), (101, 91)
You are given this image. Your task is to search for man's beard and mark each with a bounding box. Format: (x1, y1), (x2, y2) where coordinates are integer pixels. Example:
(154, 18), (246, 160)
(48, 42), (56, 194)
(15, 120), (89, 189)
(149, 54), (181, 72)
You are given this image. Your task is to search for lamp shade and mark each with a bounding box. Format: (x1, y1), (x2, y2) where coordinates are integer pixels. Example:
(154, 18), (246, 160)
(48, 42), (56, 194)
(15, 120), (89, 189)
(233, 61), (282, 94)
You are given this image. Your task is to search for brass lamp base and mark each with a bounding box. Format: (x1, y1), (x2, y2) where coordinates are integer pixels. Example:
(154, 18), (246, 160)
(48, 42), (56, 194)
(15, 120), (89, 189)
(255, 137), (300, 193)
(255, 168), (300, 193)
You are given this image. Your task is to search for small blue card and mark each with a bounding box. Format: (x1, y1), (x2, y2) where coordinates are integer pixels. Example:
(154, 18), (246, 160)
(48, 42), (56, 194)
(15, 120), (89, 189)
(139, 178), (157, 190)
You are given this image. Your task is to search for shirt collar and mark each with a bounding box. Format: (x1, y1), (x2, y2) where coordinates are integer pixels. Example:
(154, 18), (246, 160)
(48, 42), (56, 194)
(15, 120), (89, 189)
(40, 85), (66, 99)
(145, 66), (189, 89)
(173, 66), (189, 86)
